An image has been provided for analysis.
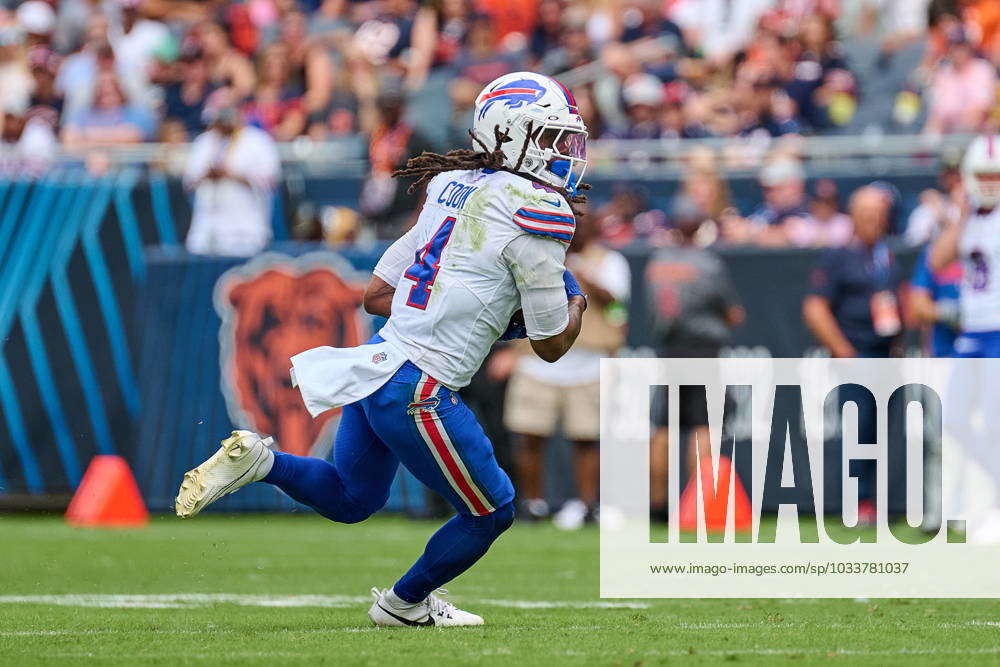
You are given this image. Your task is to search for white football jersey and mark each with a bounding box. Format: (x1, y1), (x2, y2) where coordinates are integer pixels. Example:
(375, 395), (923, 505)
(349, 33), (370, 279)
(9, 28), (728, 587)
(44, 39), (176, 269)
(959, 206), (1000, 332)
(374, 169), (575, 388)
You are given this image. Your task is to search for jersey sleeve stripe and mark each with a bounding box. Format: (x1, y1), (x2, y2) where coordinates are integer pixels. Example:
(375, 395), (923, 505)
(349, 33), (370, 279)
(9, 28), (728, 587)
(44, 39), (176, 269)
(513, 213), (575, 229)
(514, 219), (573, 242)
(514, 207), (575, 224)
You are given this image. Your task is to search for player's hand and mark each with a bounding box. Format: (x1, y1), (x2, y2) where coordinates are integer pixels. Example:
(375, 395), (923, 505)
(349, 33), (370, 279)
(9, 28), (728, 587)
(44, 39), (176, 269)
(563, 270), (588, 310)
(499, 310), (527, 341)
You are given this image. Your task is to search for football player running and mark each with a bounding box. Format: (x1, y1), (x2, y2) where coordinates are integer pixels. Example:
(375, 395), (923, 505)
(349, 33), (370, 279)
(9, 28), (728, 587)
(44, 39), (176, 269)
(174, 72), (590, 626)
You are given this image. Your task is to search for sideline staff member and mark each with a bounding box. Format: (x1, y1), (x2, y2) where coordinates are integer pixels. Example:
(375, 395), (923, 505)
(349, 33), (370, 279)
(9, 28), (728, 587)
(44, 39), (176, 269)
(802, 185), (903, 525)
(803, 185), (903, 359)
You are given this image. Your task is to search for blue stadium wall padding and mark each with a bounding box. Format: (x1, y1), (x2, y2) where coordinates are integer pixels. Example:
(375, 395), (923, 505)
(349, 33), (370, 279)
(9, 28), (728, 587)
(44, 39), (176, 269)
(0, 172), (162, 497)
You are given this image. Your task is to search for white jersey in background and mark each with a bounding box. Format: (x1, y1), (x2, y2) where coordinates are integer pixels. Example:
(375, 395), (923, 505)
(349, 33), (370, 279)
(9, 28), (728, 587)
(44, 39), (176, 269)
(183, 125), (280, 257)
(374, 168), (574, 388)
(959, 206), (1000, 333)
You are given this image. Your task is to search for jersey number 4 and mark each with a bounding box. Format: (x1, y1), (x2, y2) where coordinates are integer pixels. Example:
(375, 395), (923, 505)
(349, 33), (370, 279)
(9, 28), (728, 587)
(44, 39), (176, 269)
(404, 216), (456, 309)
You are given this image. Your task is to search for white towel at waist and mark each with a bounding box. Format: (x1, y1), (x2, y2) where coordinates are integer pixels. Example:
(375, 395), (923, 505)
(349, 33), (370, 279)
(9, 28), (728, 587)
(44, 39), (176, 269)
(290, 340), (407, 417)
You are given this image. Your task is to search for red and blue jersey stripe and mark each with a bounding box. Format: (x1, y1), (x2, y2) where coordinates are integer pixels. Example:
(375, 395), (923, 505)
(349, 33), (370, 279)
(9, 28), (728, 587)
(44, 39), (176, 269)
(513, 207), (575, 243)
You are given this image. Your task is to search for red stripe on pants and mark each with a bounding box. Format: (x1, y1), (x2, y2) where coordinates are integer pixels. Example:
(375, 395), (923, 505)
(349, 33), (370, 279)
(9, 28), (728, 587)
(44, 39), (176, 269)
(418, 377), (490, 515)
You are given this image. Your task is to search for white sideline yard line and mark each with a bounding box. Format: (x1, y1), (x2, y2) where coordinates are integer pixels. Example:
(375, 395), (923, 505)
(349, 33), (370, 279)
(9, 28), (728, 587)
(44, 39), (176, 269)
(28, 647), (1000, 660)
(0, 593), (650, 610)
(1, 628), (383, 638)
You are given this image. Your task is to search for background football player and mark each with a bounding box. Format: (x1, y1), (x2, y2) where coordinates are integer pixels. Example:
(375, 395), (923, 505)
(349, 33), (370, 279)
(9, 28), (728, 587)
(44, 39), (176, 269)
(931, 134), (1000, 542)
(174, 72), (590, 626)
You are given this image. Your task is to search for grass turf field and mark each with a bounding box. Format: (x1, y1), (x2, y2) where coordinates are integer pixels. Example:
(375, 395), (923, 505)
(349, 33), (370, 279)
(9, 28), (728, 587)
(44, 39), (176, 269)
(1, 514), (999, 666)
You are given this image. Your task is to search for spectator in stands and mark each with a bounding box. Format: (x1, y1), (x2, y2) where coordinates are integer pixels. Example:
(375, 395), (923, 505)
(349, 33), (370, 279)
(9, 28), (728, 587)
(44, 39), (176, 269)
(682, 147), (734, 224)
(0, 24), (31, 125)
(407, 0), (475, 89)
(528, 0), (563, 65)
(572, 83), (604, 138)
(731, 63), (805, 137)
(192, 20), (255, 102)
(183, 89), (280, 256)
(357, 81), (433, 238)
(445, 75), (480, 146)
(594, 183), (668, 247)
(16, 0), (55, 49)
(668, 190), (718, 247)
(924, 26), (997, 135)
(309, 0), (353, 43)
(476, 0), (539, 48)
(242, 42), (307, 140)
(0, 107), (57, 178)
(536, 7), (593, 76)
(56, 13), (144, 119)
(305, 66), (360, 139)
(669, 0), (772, 63)
(621, 0), (686, 46)
(961, 0), (1000, 65)
(904, 160), (963, 245)
(608, 72), (665, 139)
(61, 70), (156, 147)
(351, 0), (418, 72)
(109, 0), (170, 110)
(450, 14), (523, 85)
(27, 46), (64, 125)
(162, 45), (215, 139)
(647, 193), (744, 519)
(837, 0), (930, 56)
(786, 13), (858, 130)
(785, 178), (854, 247)
(272, 10), (333, 117)
(504, 212), (630, 527)
(744, 157), (815, 246)
(156, 116), (189, 174)
(592, 41), (642, 134)
(803, 185), (903, 524)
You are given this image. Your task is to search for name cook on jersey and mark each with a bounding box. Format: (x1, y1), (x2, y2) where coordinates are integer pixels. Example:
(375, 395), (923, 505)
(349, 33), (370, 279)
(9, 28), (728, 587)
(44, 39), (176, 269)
(437, 181), (479, 209)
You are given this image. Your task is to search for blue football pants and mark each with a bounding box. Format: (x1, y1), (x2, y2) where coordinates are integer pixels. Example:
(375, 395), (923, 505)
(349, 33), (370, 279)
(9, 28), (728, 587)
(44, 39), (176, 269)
(262, 359), (515, 603)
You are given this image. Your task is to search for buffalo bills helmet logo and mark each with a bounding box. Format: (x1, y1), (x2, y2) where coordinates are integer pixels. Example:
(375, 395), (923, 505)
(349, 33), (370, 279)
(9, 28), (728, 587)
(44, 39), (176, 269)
(477, 78), (547, 120)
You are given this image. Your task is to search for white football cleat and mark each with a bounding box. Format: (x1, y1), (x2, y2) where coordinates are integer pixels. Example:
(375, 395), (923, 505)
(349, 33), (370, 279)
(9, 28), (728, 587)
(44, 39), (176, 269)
(175, 430), (274, 518)
(367, 587), (484, 627)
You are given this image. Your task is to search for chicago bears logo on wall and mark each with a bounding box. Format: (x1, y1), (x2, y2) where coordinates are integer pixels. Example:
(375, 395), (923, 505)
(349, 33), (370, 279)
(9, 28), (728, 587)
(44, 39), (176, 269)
(214, 252), (368, 457)
(477, 78), (547, 119)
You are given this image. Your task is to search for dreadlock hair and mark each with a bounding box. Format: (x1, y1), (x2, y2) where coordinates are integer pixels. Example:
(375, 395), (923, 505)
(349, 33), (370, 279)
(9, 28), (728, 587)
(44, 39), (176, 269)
(391, 123), (591, 206)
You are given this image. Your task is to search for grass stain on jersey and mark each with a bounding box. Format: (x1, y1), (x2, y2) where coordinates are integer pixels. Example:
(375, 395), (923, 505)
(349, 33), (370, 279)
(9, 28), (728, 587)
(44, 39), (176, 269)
(503, 183), (564, 210)
(459, 188), (489, 252)
(508, 260), (537, 289)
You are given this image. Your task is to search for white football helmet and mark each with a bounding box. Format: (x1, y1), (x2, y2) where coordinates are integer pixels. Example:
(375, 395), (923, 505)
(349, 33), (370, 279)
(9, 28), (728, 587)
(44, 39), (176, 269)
(962, 135), (1000, 210)
(472, 72), (588, 195)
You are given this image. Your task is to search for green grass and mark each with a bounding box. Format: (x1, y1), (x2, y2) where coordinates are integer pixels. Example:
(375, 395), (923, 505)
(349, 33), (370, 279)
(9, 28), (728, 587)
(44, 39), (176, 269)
(1, 514), (998, 666)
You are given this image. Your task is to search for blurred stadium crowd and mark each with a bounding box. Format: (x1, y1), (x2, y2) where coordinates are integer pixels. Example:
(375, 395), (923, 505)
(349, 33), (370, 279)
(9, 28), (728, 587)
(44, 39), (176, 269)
(0, 0), (996, 246)
(2, 0), (999, 145)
